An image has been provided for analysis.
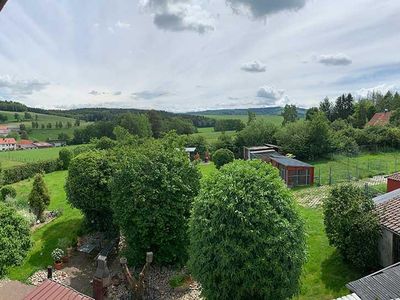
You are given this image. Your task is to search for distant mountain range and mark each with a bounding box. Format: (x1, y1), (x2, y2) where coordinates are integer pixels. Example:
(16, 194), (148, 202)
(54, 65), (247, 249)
(186, 106), (307, 116)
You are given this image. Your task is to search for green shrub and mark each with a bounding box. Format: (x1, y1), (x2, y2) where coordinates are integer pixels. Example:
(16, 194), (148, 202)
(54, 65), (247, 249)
(59, 148), (73, 170)
(0, 203), (31, 276)
(0, 185), (16, 201)
(189, 160), (306, 300)
(28, 173), (50, 221)
(2, 159), (61, 184)
(111, 140), (200, 265)
(65, 150), (115, 233)
(212, 148), (234, 169)
(323, 184), (380, 270)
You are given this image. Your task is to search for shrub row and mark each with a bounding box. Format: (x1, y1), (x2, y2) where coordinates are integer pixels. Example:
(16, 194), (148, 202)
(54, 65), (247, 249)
(2, 159), (62, 185)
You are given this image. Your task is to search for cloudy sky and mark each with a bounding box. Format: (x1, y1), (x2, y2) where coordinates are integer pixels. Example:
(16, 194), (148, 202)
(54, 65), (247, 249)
(0, 0), (399, 112)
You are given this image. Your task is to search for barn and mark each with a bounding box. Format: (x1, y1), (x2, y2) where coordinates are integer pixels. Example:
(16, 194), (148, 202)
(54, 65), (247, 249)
(243, 146), (314, 187)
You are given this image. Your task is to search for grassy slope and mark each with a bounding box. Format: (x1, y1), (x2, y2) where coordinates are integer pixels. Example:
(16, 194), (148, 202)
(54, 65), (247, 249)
(0, 110), (87, 141)
(192, 127), (236, 143)
(198, 163), (361, 299)
(0, 145), (78, 169)
(310, 151), (400, 185)
(7, 171), (83, 281)
(199, 114), (284, 126)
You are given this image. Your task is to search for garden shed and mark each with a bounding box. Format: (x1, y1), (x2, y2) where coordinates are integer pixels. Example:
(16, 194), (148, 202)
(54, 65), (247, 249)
(243, 146), (314, 187)
(373, 189), (400, 267)
(386, 173), (400, 192)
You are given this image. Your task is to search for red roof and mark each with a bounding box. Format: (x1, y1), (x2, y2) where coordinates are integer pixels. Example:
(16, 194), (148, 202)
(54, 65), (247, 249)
(18, 139), (34, 145)
(367, 111), (392, 126)
(387, 173), (400, 182)
(0, 138), (16, 144)
(24, 280), (93, 300)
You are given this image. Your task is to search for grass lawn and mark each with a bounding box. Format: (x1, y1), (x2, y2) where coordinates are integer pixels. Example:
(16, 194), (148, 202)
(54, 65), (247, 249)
(0, 110), (78, 127)
(0, 145), (78, 169)
(310, 151), (400, 185)
(7, 171), (83, 281)
(198, 162), (361, 299)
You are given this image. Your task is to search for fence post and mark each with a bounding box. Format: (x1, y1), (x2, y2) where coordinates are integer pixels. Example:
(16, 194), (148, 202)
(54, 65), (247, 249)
(318, 167), (321, 186)
(329, 166), (332, 185)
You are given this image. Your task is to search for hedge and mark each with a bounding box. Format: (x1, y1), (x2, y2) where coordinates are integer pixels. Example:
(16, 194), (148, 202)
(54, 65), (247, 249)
(2, 159), (62, 185)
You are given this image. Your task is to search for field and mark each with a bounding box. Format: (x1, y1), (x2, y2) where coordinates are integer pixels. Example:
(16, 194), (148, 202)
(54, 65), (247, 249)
(0, 110), (87, 141)
(198, 114), (284, 126)
(0, 146), (78, 169)
(192, 127), (235, 143)
(7, 171), (83, 281)
(310, 151), (400, 185)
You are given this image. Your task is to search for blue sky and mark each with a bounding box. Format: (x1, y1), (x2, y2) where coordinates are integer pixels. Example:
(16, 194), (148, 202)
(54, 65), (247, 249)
(0, 0), (399, 112)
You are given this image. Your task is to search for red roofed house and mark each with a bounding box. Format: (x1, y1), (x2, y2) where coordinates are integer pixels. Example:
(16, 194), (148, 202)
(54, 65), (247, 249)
(366, 110), (392, 127)
(17, 139), (38, 150)
(24, 280), (94, 300)
(0, 138), (16, 151)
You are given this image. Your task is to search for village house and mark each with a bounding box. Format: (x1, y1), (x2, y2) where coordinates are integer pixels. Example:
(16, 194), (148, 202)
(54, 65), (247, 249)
(17, 139), (38, 150)
(48, 139), (67, 147)
(243, 145), (314, 187)
(0, 125), (10, 136)
(366, 110), (392, 127)
(0, 138), (16, 151)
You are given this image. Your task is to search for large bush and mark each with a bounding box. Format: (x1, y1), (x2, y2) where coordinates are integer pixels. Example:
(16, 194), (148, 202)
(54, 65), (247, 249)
(189, 160), (306, 300)
(0, 203), (31, 276)
(65, 150), (115, 232)
(111, 140), (200, 265)
(0, 185), (16, 201)
(323, 184), (380, 270)
(59, 148), (73, 170)
(212, 148), (234, 169)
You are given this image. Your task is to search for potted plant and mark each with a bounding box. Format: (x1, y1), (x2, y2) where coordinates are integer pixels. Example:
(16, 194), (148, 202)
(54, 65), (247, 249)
(58, 238), (72, 263)
(52, 248), (64, 270)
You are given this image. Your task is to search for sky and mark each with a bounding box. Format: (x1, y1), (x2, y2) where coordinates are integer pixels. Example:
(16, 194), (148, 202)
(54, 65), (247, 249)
(0, 0), (399, 112)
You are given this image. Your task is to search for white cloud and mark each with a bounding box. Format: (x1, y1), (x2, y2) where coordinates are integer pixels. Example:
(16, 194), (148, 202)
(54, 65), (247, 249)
(256, 86), (289, 105)
(89, 90), (100, 95)
(113, 91), (122, 96)
(355, 84), (400, 98)
(241, 61), (266, 72)
(140, 0), (215, 33)
(0, 75), (49, 96)
(115, 21), (131, 29)
(316, 53), (352, 66)
(226, 0), (307, 18)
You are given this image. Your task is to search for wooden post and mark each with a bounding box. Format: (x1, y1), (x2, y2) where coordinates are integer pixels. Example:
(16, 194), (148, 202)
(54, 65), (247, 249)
(93, 277), (104, 300)
(47, 266), (52, 279)
(329, 167), (332, 185)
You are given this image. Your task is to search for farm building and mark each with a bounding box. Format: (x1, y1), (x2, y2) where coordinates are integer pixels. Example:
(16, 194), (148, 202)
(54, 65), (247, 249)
(0, 138), (16, 151)
(373, 188), (400, 267)
(33, 141), (53, 148)
(386, 173), (400, 192)
(48, 139), (67, 147)
(243, 145), (314, 187)
(0, 125), (10, 136)
(366, 110), (392, 126)
(17, 139), (38, 150)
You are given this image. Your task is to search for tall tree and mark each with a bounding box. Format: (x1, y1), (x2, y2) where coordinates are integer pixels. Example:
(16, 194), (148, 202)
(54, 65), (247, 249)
(281, 104), (298, 125)
(352, 99), (375, 128)
(147, 110), (163, 138)
(333, 93), (354, 120)
(118, 113), (152, 138)
(305, 107), (319, 121)
(28, 173), (51, 221)
(319, 97), (333, 121)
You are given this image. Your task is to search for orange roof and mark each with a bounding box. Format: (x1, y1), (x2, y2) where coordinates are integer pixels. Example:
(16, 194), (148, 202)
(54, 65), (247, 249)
(387, 173), (400, 182)
(366, 111), (392, 126)
(0, 138), (16, 144)
(24, 280), (93, 300)
(0, 125), (8, 130)
(376, 197), (400, 235)
(18, 139), (34, 145)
